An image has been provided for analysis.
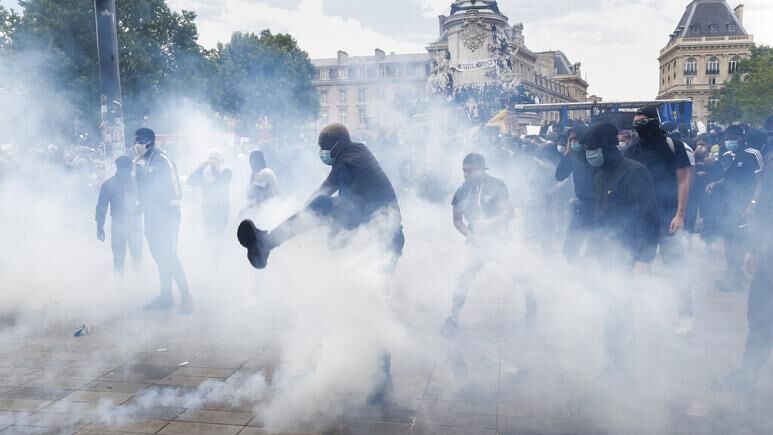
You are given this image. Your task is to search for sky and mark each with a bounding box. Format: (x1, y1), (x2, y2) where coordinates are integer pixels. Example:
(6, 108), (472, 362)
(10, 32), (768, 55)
(2, 0), (772, 100)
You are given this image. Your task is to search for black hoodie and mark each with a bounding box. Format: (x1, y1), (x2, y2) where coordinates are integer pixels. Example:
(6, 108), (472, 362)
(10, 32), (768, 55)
(584, 123), (661, 264)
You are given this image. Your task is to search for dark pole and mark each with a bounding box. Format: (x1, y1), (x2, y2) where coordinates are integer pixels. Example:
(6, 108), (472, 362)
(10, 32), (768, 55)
(94, 0), (125, 160)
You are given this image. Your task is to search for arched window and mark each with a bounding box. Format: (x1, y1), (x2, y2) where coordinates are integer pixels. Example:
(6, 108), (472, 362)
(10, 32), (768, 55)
(706, 57), (720, 75)
(729, 56), (741, 74)
(684, 58), (697, 75)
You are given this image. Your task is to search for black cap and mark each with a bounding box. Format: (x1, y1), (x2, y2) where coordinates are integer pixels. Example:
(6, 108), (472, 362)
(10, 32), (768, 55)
(581, 123), (619, 149)
(463, 153), (487, 169)
(724, 125), (745, 137)
(135, 128), (155, 145)
(636, 105), (660, 120)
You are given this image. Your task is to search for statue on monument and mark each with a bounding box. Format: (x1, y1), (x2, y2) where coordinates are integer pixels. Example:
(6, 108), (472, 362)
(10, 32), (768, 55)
(427, 49), (453, 94)
(510, 22), (525, 46)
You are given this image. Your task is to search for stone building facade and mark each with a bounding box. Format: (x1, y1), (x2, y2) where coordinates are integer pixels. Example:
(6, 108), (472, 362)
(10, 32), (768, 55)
(657, 1), (754, 126)
(310, 0), (590, 136)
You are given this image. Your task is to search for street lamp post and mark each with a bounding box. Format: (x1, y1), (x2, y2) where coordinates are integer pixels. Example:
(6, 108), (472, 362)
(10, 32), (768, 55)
(94, 0), (125, 162)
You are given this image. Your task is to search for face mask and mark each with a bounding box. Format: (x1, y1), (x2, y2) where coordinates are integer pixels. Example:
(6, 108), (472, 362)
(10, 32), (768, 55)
(725, 140), (739, 152)
(134, 143), (147, 158)
(557, 144), (567, 154)
(571, 141), (582, 152)
(319, 140), (340, 166)
(586, 148), (605, 167)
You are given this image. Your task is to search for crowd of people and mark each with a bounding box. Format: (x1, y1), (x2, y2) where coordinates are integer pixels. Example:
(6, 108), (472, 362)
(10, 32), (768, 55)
(1, 103), (772, 406)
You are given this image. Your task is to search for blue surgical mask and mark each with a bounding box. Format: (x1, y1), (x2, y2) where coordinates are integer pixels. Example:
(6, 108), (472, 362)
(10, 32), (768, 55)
(557, 144), (567, 154)
(571, 141), (582, 152)
(725, 140), (739, 153)
(586, 148), (605, 167)
(319, 140), (340, 166)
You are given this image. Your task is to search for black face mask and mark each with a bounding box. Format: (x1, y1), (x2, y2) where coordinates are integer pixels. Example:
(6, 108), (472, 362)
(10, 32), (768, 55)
(635, 121), (661, 142)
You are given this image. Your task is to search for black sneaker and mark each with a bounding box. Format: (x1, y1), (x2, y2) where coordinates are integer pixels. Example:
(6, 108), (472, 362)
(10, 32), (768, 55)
(237, 220), (270, 269)
(441, 316), (458, 337)
(143, 295), (173, 311)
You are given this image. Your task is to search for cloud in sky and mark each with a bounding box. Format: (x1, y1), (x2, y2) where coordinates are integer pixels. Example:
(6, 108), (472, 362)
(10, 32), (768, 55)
(3, 0), (772, 100)
(169, 0), (772, 101)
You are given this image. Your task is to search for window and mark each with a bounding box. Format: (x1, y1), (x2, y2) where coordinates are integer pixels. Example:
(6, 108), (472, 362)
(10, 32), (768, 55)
(357, 67), (366, 79)
(320, 110), (329, 125)
(729, 56), (740, 73)
(708, 96), (719, 108)
(358, 89), (366, 103)
(339, 68), (348, 80)
(339, 90), (347, 104)
(416, 64), (426, 77)
(397, 65), (405, 78)
(708, 23), (718, 34)
(709, 77), (717, 85)
(339, 109), (347, 125)
(690, 24), (700, 34)
(706, 57), (719, 74)
(319, 91), (328, 106)
(358, 108), (367, 126)
(728, 23), (736, 33)
(684, 58), (697, 75)
(319, 69), (330, 80)
(685, 77), (693, 87)
(379, 65), (386, 78)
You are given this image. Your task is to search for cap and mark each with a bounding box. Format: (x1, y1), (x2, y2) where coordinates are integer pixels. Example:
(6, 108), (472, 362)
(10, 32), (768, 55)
(636, 105), (660, 120)
(463, 153), (487, 169)
(135, 128), (155, 144)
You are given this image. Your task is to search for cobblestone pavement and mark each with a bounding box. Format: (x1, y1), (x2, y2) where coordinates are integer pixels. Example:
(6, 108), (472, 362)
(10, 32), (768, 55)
(0, 256), (772, 435)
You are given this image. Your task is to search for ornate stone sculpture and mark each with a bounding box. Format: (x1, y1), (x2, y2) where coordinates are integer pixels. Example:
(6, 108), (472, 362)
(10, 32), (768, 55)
(427, 50), (452, 93)
(462, 16), (487, 52)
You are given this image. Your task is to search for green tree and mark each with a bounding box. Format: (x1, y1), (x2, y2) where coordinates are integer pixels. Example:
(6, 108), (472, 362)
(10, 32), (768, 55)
(209, 30), (319, 137)
(710, 45), (773, 126)
(0, 5), (20, 48)
(10, 0), (208, 137)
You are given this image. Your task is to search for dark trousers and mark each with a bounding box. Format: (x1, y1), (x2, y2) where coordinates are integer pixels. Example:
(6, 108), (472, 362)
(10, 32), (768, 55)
(742, 253), (773, 376)
(145, 212), (189, 299)
(111, 221), (143, 277)
(563, 200), (593, 261)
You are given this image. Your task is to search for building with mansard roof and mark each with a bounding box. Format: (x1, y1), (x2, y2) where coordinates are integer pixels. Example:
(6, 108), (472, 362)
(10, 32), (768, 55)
(657, 1), (754, 126)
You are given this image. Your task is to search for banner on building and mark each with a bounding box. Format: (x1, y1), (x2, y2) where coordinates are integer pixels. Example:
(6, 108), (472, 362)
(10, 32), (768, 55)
(453, 58), (497, 71)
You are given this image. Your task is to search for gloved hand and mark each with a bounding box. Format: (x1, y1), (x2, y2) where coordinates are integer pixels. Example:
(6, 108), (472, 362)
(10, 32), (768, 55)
(97, 227), (105, 242)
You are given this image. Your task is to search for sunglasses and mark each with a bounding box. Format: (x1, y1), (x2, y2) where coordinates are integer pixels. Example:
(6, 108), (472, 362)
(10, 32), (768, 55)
(633, 118), (657, 127)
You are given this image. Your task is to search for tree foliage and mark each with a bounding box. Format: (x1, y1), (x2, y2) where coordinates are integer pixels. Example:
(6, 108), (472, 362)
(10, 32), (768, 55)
(2, 1), (318, 142)
(710, 45), (773, 126)
(208, 30), (319, 136)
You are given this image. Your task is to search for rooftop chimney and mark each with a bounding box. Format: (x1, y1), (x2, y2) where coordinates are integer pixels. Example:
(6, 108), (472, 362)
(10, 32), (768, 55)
(337, 50), (349, 64)
(734, 4), (744, 25)
(375, 48), (386, 60)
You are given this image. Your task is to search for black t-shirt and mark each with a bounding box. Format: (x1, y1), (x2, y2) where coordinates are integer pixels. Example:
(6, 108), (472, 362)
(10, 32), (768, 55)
(723, 147), (764, 209)
(625, 136), (692, 221)
(324, 142), (400, 222)
(452, 173), (510, 232)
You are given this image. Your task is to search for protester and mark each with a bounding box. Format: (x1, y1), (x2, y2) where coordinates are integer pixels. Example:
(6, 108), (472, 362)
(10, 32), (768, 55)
(188, 149), (233, 257)
(242, 149), (279, 217)
(583, 122), (659, 368)
(555, 124), (596, 260)
(134, 128), (193, 314)
(705, 126), (765, 292)
(442, 153), (536, 336)
(627, 105), (695, 333)
(236, 123), (403, 405)
(95, 156), (143, 279)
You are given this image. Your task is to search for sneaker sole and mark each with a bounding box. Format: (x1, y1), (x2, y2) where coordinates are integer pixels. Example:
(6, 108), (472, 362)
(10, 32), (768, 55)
(237, 220), (268, 269)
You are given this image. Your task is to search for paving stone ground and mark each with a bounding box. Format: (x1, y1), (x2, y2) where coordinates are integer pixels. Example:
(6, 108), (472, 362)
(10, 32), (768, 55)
(1, 242), (772, 435)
